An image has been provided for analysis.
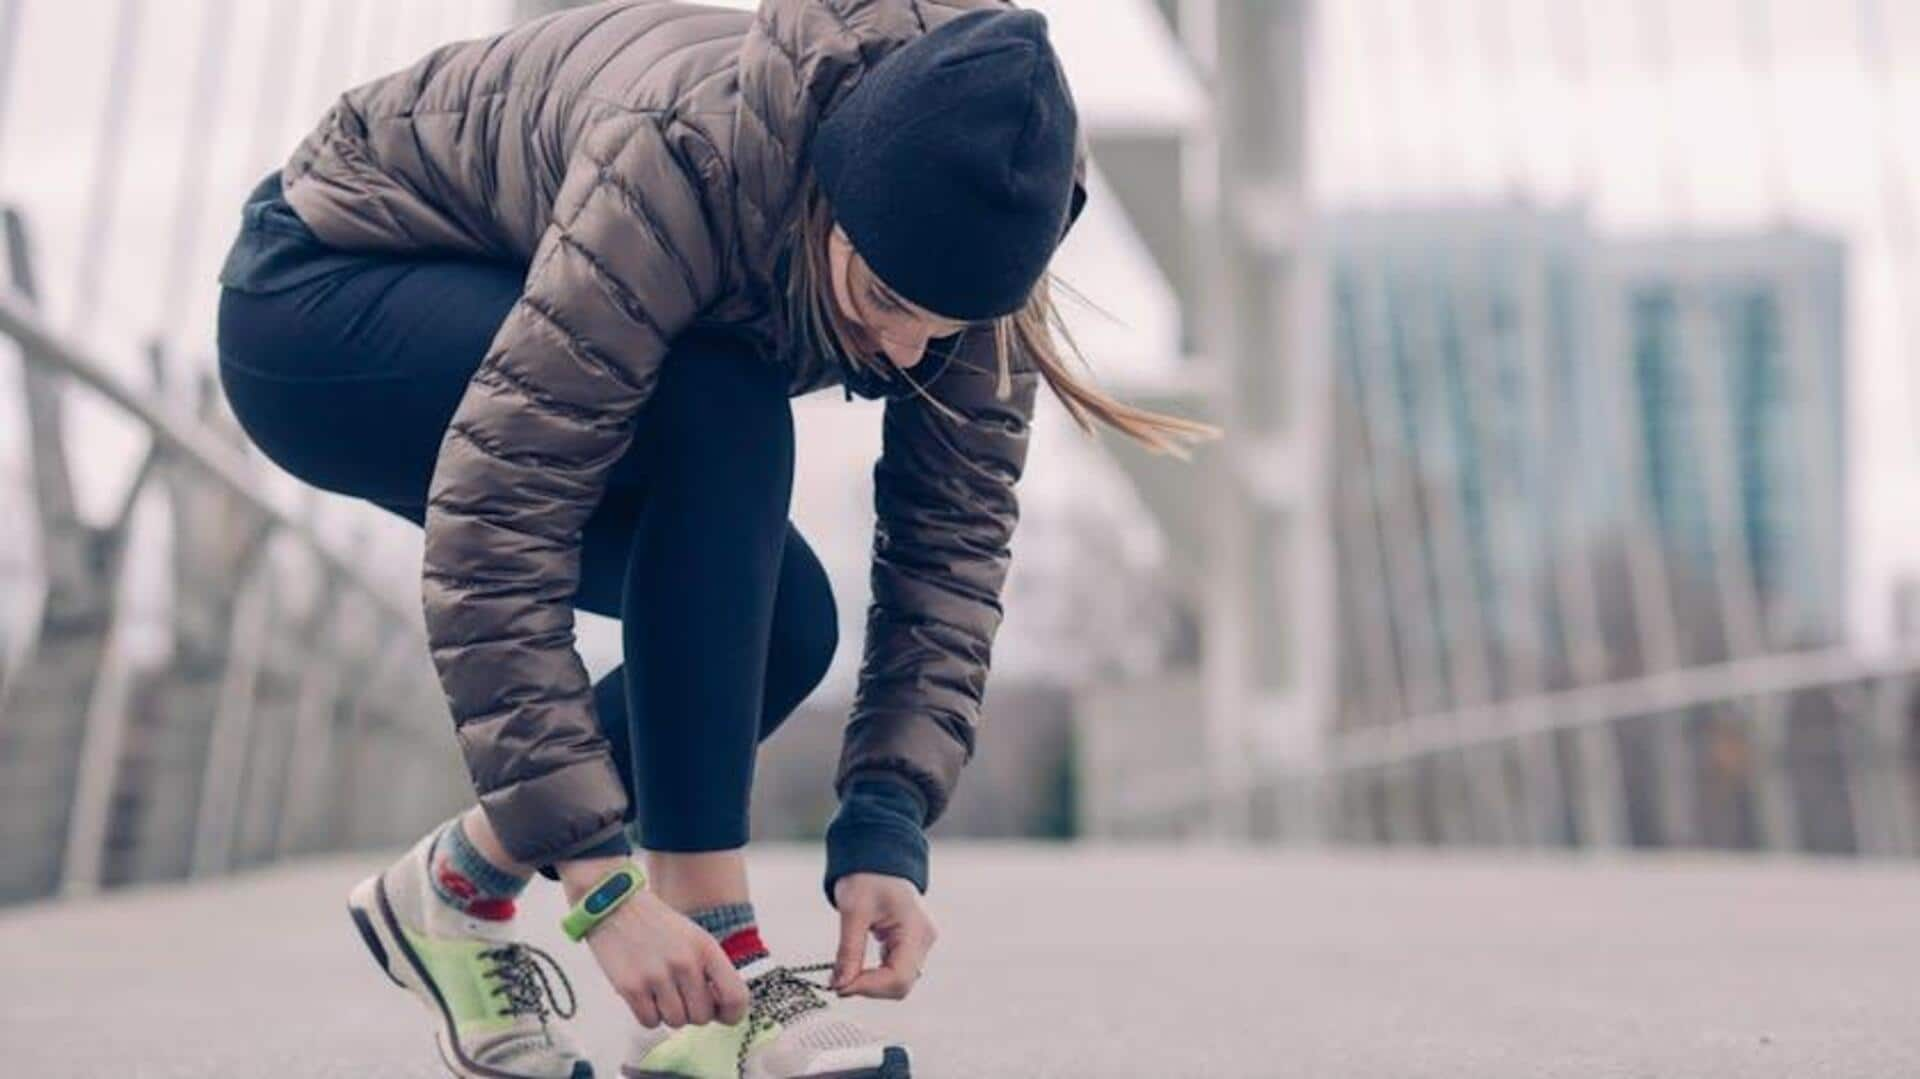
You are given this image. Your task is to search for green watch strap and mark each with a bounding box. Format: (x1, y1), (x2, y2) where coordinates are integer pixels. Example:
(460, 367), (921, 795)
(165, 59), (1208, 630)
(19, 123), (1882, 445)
(560, 859), (647, 942)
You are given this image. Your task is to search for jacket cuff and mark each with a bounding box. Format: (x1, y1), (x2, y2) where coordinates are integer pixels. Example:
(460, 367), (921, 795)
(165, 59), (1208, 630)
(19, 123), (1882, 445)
(476, 752), (631, 872)
(834, 711), (970, 826)
(822, 769), (931, 908)
(533, 826), (635, 883)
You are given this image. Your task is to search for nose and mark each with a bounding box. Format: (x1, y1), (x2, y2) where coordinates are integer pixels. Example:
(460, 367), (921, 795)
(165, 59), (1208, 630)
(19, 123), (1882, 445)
(880, 327), (931, 369)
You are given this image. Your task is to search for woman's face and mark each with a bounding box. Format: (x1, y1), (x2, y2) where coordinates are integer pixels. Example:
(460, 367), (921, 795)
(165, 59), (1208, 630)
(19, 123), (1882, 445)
(827, 221), (970, 370)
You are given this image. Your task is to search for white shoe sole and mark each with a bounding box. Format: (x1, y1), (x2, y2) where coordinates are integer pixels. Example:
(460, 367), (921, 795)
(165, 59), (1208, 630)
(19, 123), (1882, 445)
(622, 1044), (911, 1079)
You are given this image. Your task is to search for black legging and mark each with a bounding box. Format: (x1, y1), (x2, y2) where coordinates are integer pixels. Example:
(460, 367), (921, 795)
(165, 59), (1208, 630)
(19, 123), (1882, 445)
(215, 251), (835, 854)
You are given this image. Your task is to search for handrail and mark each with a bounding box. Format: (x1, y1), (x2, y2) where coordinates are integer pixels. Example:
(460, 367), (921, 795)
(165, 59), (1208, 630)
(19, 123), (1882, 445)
(1324, 645), (1920, 771)
(0, 286), (421, 630)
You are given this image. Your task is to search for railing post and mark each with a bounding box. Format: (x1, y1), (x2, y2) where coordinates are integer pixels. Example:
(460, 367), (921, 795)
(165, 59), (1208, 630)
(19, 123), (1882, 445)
(1650, 708), (1700, 846)
(0, 206), (134, 903)
(226, 571), (300, 869)
(1868, 673), (1917, 857)
(188, 534), (279, 879)
(239, 569), (343, 866)
(1465, 741), (1517, 847)
(1517, 731), (1566, 846)
(1437, 749), (1477, 844)
(1384, 760), (1422, 845)
(268, 587), (362, 860)
(57, 440), (161, 897)
(1572, 724), (1628, 849)
(114, 490), (272, 884)
(327, 624), (414, 849)
(1749, 693), (1801, 853)
(1837, 680), (1888, 855)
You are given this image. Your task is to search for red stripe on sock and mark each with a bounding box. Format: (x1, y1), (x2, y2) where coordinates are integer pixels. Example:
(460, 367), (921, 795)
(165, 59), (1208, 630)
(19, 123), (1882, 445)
(466, 896), (517, 921)
(434, 859), (515, 920)
(721, 927), (769, 966)
(436, 862), (479, 900)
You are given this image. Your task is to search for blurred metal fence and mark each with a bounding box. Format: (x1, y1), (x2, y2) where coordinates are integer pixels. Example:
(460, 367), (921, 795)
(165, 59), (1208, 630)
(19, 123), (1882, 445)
(1090, 648), (1920, 858)
(1309, 647), (1920, 855)
(0, 205), (465, 906)
(0, 0), (511, 909)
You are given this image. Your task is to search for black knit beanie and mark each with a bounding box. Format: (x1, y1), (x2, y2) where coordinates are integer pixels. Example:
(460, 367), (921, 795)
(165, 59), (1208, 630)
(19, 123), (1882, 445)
(808, 8), (1081, 322)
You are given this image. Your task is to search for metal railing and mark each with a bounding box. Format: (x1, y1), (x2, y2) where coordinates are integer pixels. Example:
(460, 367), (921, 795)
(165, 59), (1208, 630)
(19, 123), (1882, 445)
(1310, 647), (1920, 855)
(0, 205), (464, 906)
(1084, 647), (1920, 858)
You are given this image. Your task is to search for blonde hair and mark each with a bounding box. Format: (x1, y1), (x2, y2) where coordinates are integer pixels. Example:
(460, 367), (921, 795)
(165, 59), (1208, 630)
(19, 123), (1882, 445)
(782, 173), (1221, 457)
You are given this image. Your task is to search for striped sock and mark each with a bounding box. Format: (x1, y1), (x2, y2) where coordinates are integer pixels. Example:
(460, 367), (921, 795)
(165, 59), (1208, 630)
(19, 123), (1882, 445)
(427, 814), (528, 922)
(688, 901), (770, 968)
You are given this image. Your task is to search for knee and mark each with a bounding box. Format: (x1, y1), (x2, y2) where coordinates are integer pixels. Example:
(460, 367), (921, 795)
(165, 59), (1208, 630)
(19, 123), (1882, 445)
(781, 600), (839, 700)
(653, 331), (791, 446)
(620, 331), (793, 496)
(761, 574), (839, 738)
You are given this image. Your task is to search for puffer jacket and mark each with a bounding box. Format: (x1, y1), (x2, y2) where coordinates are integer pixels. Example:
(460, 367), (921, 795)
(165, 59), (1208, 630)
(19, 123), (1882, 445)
(280, 0), (1090, 869)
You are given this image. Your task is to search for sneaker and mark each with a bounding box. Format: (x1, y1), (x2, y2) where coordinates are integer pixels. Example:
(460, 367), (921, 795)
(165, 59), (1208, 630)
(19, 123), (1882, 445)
(620, 957), (910, 1079)
(347, 820), (595, 1078)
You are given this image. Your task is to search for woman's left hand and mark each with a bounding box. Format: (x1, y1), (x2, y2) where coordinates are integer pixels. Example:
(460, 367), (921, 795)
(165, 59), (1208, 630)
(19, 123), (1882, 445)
(830, 872), (938, 1000)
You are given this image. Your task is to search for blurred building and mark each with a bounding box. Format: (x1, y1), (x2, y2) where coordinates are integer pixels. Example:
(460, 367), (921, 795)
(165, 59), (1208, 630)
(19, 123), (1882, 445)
(1328, 206), (1598, 725)
(1600, 231), (1848, 655)
(1327, 206), (1849, 732)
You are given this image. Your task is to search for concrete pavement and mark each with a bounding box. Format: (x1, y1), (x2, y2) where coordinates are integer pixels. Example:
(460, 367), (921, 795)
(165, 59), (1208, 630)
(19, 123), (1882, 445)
(3, 842), (1917, 1077)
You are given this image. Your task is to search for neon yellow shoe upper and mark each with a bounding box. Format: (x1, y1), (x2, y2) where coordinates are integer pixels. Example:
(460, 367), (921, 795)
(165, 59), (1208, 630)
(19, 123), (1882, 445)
(626, 1014), (777, 1078)
(354, 819), (593, 1079)
(404, 930), (578, 1042)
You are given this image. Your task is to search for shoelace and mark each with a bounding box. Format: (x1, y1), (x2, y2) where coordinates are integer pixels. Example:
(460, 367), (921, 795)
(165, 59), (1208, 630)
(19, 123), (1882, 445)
(735, 960), (837, 1077)
(481, 941), (579, 1024)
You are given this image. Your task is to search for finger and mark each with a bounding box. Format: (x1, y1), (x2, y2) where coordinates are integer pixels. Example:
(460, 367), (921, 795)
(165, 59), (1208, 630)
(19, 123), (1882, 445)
(884, 927), (934, 994)
(834, 907), (872, 990)
(840, 965), (911, 1000)
(651, 977), (689, 1028)
(672, 958), (714, 1026)
(705, 946), (751, 1025)
(626, 989), (663, 1029)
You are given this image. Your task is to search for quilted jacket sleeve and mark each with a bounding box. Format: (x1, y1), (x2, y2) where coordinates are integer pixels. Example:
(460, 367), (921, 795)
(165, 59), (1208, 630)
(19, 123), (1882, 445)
(830, 107), (1090, 827)
(422, 113), (723, 869)
(833, 327), (1042, 826)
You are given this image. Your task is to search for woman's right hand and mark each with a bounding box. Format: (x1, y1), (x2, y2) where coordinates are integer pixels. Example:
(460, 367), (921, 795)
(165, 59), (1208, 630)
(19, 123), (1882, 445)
(557, 857), (751, 1028)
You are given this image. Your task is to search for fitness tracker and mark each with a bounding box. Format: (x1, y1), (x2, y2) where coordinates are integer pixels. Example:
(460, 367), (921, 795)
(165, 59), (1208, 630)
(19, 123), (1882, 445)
(560, 859), (648, 942)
